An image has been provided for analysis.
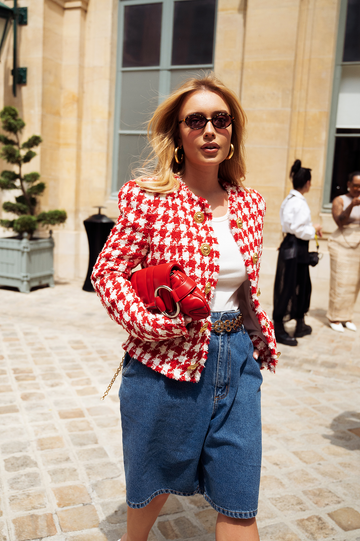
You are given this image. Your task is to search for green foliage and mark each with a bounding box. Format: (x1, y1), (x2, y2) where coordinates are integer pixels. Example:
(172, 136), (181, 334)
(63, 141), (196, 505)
(0, 178), (17, 190)
(22, 150), (37, 163)
(1, 145), (21, 164)
(3, 201), (28, 216)
(0, 107), (25, 134)
(0, 106), (67, 238)
(0, 219), (14, 229)
(13, 215), (38, 235)
(21, 135), (42, 149)
(23, 172), (40, 184)
(37, 210), (67, 226)
(0, 134), (16, 146)
(27, 182), (45, 196)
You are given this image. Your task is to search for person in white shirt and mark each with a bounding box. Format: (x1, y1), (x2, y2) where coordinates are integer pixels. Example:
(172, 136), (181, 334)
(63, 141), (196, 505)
(273, 159), (322, 346)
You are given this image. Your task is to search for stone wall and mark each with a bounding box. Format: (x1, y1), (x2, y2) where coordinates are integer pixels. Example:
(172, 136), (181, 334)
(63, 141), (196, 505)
(0, 0), (341, 280)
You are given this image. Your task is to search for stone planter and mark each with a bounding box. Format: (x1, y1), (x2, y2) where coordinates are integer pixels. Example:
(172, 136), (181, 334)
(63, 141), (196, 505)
(0, 234), (55, 293)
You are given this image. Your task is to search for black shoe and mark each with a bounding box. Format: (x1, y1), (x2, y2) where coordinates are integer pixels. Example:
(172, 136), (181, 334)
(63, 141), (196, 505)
(274, 322), (298, 347)
(294, 319), (312, 338)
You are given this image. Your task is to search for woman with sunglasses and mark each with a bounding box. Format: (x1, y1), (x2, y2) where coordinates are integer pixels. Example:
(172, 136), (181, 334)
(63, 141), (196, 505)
(92, 74), (278, 541)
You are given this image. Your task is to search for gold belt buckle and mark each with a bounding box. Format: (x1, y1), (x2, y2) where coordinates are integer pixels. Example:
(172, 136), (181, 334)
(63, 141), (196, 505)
(212, 314), (243, 333)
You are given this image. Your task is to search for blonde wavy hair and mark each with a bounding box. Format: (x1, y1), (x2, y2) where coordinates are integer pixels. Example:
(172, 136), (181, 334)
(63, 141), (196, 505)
(135, 74), (247, 193)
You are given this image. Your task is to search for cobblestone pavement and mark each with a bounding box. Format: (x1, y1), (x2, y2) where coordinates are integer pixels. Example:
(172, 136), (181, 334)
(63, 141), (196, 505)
(0, 276), (359, 541)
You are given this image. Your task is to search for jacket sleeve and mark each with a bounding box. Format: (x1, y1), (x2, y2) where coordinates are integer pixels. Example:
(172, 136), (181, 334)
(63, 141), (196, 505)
(245, 189), (279, 372)
(91, 182), (189, 342)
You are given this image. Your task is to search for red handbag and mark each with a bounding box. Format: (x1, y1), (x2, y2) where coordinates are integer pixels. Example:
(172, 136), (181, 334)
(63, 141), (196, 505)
(130, 262), (210, 320)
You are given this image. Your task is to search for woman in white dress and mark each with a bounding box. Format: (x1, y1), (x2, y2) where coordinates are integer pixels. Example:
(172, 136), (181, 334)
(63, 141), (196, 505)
(327, 171), (360, 332)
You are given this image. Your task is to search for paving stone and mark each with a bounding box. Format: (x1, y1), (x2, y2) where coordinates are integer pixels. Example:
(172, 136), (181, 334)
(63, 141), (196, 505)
(93, 416), (119, 428)
(32, 423), (59, 437)
(157, 516), (202, 539)
(92, 478), (125, 499)
(20, 392), (46, 401)
(65, 531), (108, 541)
(194, 508), (217, 533)
(293, 450), (325, 464)
(12, 513), (57, 540)
(52, 485), (91, 508)
(84, 462), (121, 481)
(65, 419), (93, 432)
(296, 514), (338, 539)
(311, 463), (346, 480)
(87, 406), (114, 417)
(58, 408), (85, 419)
(69, 433), (98, 446)
(15, 375), (36, 382)
(9, 491), (47, 512)
(1, 440), (29, 454)
(258, 522), (301, 540)
(0, 405), (19, 414)
(101, 500), (127, 524)
(40, 450), (72, 466)
(57, 505), (99, 532)
(7, 472), (42, 491)
(260, 475), (286, 492)
(0, 386), (12, 393)
(328, 507), (360, 531)
(303, 487), (344, 507)
(186, 494), (211, 510)
(37, 436), (65, 450)
(4, 455), (38, 472)
(158, 495), (184, 516)
(47, 467), (79, 484)
(270, 494), (309, 514)
(286, 469), (318, 488)
(76, 447), (109, 461)
(76, 387), (98, 396)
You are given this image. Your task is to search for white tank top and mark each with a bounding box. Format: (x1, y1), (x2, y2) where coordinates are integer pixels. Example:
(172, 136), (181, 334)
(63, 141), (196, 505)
(340, 194), (360, 223)
(210, 212), (248, 311)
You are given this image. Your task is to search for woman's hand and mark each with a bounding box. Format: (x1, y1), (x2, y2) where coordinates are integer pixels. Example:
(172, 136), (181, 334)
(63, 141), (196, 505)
(253, 349), (259, 360)
(314, 224), (323, 237)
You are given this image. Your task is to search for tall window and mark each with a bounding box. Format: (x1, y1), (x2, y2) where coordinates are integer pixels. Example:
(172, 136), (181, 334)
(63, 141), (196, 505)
(324, 0), (360, 206)
(112, 0), (217, 195)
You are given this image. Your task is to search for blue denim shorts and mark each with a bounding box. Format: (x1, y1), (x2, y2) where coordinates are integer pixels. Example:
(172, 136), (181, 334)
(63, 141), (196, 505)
(119, 310), (263, 518)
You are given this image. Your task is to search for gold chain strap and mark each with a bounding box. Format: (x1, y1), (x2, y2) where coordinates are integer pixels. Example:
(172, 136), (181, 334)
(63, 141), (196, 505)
(101, 351), (126, 401)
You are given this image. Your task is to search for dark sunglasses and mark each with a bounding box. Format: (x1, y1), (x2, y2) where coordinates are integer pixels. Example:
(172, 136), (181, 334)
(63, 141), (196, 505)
(179, 112), (234, 130)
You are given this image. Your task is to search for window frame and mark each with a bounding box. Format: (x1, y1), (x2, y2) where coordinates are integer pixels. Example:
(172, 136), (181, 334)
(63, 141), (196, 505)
(111, 0), (218, 198)
(322, 0), (360, 210)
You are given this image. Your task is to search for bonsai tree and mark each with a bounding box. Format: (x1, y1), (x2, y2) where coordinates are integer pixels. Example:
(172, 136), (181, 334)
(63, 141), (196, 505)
(0, 106), (66, 238)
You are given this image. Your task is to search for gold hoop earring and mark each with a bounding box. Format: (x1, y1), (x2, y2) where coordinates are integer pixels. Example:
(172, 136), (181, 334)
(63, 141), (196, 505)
(174, 146), (184, 164)
(225, 144), (234, 160)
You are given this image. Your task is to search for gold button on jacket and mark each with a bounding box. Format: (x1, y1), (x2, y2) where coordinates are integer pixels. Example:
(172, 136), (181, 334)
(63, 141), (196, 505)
(200, 323), (208, 334)
(236, 218), (243, 229)
(200, 243), (211, 256)
(194, 211), (204, 224)
(252, 253), (259, 264)
(205, 282), (211, 294)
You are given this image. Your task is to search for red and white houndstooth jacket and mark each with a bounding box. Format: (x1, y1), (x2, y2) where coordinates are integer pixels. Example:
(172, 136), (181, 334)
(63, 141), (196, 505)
(91, 178), (278, 382)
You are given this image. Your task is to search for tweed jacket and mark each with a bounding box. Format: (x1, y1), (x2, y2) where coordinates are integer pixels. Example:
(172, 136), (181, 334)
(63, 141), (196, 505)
(92, 178), (278, 382)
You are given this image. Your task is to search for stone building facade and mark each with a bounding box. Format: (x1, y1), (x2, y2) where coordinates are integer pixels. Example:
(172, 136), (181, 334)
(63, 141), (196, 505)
(0, 0), (358, 281)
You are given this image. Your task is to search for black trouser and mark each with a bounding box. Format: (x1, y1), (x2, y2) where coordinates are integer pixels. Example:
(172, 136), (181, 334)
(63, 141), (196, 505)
(273, 234), (311, 323)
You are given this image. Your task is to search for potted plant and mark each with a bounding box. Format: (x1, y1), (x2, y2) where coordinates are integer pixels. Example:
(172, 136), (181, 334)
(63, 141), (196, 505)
(0, 106), (67, 293)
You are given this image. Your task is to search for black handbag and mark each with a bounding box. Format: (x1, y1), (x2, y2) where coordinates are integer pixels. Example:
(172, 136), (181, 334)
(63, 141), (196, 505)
(306, 233), (321, 267)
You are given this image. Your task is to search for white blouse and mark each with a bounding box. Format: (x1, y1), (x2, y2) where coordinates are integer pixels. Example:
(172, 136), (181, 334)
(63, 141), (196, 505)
(210, 212), (247, 311)
(280, 189), (315, 240)
(209, 212), (263, 340)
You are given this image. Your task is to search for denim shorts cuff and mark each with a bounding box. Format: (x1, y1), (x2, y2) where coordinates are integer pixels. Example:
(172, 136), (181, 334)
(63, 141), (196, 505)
(203, 492), (258, 519)
(127, 487), (200, 509)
